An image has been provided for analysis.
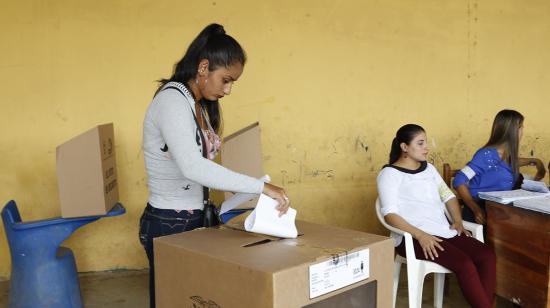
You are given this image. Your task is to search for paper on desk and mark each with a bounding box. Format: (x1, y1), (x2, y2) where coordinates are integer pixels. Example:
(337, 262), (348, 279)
(220, 175), (271, 215)
(521, 179), (550, 193)
(244, 194), (298, 238)
(478, 189), (550, 204)
(514, 195), (550, 214)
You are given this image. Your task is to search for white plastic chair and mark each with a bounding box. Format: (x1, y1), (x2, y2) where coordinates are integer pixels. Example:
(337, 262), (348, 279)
(375, 198), (483, 308)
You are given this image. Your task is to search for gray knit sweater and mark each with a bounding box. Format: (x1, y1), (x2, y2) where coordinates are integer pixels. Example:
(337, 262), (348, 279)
(142, 82), (263, 210)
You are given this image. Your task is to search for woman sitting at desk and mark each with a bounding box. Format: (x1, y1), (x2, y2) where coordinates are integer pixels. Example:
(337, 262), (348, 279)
(377, 124), (496, 308)
(453, 109), (546, 225)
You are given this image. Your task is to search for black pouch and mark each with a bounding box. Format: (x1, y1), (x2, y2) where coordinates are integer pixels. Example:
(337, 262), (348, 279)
(203, 200), (220, 227)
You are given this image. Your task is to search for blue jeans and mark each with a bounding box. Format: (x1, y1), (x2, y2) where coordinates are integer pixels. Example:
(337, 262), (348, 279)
(139, 203), (204, 308)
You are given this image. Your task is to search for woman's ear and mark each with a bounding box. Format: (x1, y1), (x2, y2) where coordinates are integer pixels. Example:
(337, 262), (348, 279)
(197, 59), (209, 76)
(400, 142), (408, 153)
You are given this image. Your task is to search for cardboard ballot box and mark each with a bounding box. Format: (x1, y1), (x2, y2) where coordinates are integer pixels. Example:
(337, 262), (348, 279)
(154, 220), (393, 308)
(56, 123), (119, 218)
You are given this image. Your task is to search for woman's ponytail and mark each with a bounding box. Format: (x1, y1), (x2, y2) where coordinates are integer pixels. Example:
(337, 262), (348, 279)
(158, 23), (246, 134)
(388, 138), (401, 164)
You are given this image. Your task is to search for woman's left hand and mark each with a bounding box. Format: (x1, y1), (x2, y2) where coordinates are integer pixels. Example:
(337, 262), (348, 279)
(450, 222), (472, 237)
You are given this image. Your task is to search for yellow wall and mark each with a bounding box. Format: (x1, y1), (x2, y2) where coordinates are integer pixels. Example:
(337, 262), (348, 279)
(1, 0), (549, 278)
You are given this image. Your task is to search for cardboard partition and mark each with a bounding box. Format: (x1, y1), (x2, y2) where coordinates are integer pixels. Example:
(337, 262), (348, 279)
(154, 219), (393, 308)
(56, 123), (118, 218)
(221, 122), (264, 209)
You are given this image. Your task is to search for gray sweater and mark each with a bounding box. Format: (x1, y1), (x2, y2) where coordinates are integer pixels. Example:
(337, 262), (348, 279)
(142, 81), (264, 210)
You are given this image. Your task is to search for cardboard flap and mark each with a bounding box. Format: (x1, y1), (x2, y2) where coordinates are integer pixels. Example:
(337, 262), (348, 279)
(221, 122), (263, 209)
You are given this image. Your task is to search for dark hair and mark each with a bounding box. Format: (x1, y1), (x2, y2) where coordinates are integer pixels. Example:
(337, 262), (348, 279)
(158, 23), (247, 134)
(389, 124), (426, 164)
(484, 109), (524, 175)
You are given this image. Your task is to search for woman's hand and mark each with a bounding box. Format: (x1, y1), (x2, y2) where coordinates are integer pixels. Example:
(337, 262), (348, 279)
(450, 221), (472, 237)
(472, 206), (486, 225)
(263, 183), (290, 216)
(415, 231), (444, 260)
(532, 158), (546, 181)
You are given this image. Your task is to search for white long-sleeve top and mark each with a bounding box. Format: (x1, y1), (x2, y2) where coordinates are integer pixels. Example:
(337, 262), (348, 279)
(142, 81), (264, 210)
(377, 161), (457, 246)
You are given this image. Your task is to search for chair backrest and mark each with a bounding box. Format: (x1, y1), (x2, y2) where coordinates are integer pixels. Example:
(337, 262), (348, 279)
(375, 199), (405, 235)
(442, 163), (459, 188)
(2, 200), (21, 227)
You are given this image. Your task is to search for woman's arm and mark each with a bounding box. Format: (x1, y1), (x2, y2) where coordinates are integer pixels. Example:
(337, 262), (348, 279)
(155, 91), (264, 194)
(385, 213), (444, 260)
(445, 197), (470, 236)
(455, 184), (485, 224)
(519, 157), (546, 181)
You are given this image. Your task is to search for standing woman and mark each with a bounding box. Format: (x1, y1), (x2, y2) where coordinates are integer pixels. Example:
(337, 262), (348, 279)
(453, 109), (546, 224)
(139, 24), (290, 308)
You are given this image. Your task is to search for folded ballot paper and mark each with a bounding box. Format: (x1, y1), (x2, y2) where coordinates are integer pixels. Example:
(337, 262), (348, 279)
(219, 175), (298, 238)
(244, 194), (298, 238)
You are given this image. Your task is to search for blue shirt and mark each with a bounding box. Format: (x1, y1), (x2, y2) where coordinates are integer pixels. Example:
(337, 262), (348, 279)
(452, 147), (516, 198)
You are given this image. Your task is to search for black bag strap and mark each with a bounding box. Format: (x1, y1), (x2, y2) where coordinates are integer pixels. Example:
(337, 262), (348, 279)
(162, 85), (210, 204)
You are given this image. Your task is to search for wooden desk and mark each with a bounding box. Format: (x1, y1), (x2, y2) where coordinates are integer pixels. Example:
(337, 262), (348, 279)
(486, 201), (550, 307)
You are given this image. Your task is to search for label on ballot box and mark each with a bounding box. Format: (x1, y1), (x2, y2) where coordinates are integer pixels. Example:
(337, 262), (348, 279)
(309, 248), (370, 298)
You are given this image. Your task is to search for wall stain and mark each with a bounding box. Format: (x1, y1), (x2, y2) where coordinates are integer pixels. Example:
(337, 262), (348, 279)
(354, 137), (369, 153)
(305, 169), (334, 179)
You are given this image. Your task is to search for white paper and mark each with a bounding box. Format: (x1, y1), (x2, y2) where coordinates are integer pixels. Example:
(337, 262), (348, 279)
(220, 175), (271, 215)
(521, 179), (550, 193)
(478, 189), (550, 204)
(514, 195), (550, 214)
(244, 194), (298, 238)
(309, 248), (370, 298)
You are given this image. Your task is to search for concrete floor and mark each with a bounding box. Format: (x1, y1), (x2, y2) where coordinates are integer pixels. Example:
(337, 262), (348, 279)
(0, 268), (515, 307)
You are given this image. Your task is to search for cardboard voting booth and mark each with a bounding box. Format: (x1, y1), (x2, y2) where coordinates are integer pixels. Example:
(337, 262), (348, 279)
(56, 123), (119, 218)
(154, 219), (394, 307)
(221, 122), (263, 210)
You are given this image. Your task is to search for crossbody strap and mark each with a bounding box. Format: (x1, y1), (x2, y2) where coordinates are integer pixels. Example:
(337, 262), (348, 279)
(162, 85), (210, 204)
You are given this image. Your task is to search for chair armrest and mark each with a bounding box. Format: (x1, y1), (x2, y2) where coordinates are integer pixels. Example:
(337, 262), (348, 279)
(12, 203), (125, 230)
(12, 216), (99, 230)
(382, 221), (406, 236)
(403, 231), (421, 265)
(462, 220), (484, 243)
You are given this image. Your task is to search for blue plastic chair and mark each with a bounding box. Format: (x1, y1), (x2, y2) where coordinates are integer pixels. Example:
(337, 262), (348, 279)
(1, 200), (125, 308)
(220, 208), (253, 223)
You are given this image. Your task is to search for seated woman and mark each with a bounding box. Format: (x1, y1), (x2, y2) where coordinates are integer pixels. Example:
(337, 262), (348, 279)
(377, 124), (496, 308)
(453, 109), (546, 224)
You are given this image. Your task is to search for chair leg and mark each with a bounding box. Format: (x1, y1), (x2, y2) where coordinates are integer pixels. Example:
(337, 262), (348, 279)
(407, 268), (425, 308)
(434, 273), (445, 308)
(393, 261), (401, 308)
(443, 274), (450, 296)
